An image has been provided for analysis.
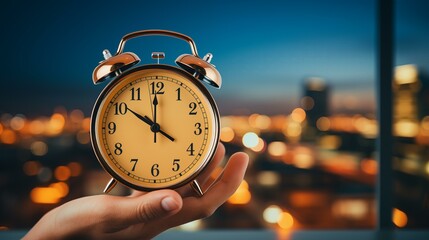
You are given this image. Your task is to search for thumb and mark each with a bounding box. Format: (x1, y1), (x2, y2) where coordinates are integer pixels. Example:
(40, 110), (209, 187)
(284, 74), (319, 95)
(115, 190), (183, 225)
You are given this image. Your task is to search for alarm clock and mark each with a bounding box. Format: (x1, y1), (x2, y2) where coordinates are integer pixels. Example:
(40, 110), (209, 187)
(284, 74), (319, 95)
(90, 30), (221, 197)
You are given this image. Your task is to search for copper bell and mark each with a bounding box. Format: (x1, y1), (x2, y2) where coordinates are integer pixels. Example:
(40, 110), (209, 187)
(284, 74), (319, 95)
(92, 50), (140, 84)
(176, 53), (222, 88)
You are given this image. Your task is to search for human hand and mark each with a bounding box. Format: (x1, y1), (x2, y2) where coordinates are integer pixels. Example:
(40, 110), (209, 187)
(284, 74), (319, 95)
(24, 143), (249, 240)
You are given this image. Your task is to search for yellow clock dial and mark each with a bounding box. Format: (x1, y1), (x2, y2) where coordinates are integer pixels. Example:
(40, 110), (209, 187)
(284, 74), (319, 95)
(91, 65), (219, 190)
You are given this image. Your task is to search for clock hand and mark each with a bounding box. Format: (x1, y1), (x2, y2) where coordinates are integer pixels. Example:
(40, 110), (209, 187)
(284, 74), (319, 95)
(127, 108), (175, 142)
(127, 108), (153, 126)
(153, 93), (158, 143)
(147, 80), (154, 119)
(143, 115), (175, 142)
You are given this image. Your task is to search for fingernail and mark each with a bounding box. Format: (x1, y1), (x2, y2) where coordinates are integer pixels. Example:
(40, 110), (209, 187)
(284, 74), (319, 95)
(161, 197), (179, 212)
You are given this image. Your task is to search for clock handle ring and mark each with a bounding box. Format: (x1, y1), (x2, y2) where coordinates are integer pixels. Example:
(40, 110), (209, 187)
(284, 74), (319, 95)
(115, 29), (199, 57)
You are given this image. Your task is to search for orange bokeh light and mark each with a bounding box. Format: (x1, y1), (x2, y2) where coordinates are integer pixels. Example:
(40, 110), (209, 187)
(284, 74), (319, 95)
(228, 180), (251, 205)
(291, 108), (306, 123)
(55, 166), (71, 181)
(23, 161), (41, 176)
(1, 129), (16, 144)
(82, 118), (91, 132)
(29, 120), (45, 135)
(68, 162), (82, 177)
(251, 138), (265, 152)
(50, 182), (69, 198)
(361, 158), (377, 175)
(30, 187), (61, 204)
(220, 127), (235, 142)
(46, 113), (65, 135)
(392, 208), (408, 228)
(278, 211), (294, 229)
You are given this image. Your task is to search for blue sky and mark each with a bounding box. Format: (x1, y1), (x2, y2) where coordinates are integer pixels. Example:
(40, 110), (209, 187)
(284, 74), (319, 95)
(1, 0), (428, 116)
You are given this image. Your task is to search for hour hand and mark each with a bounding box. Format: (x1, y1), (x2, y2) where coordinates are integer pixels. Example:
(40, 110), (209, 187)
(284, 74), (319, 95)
(127, 108), (152, 126)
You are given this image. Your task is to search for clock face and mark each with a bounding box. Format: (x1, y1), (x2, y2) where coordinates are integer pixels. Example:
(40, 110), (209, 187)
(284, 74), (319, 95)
(91, 65), (219, 190)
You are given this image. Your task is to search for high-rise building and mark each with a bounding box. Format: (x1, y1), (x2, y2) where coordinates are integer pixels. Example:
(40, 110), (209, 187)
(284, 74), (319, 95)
(301, 77), (330, 130)
(417, 70), (429, 120)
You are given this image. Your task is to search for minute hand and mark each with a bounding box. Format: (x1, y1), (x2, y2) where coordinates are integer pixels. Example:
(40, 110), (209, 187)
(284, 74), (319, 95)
(152, 94), (158, 143)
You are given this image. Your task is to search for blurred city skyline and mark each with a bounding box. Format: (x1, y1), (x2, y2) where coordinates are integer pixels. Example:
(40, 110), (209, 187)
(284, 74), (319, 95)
(1, 0), (428, 117)
(2, 0), (429, 232)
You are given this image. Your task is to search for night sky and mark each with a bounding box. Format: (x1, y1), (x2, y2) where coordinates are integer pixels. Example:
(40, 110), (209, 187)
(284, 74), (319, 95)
(1, 0), (428, 116)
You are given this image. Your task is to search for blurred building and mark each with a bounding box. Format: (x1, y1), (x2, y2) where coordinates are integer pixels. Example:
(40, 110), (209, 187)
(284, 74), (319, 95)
(301, 78), (330, 139)
(302, 78), (330, 126)
(417, 70), (429, 119)
(393, 64), (420, 138)
(392, 64), (429, 227)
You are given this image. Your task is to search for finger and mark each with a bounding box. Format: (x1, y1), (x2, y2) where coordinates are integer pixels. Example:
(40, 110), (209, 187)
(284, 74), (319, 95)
(128, 190), (146, 198)
(196, 143), (225, 186)
(112, 189), (183, 227)
(199, 152), (249, 211)
(140, 152), (249, 236)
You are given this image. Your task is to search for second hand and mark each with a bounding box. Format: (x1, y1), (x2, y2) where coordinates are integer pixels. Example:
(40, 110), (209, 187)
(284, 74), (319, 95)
(147, 80), (154, 119)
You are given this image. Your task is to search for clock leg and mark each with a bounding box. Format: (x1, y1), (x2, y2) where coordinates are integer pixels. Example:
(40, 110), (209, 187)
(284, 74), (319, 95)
(190, 180), (204, 197)
(103, 178), (118, 194)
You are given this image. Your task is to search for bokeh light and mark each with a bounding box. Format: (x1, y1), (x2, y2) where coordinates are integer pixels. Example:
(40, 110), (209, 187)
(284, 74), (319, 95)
(332, 199), (368, 220)
(82, 118), (91, 132)
(293, 147), (314, 169)
(285, 122), (302, 138)
(76, 130), (90, 144)
(278, 211), (294, 229)
(23, 161), (41, 176)
(10, 115), (25, 131)
(263, 205), (282, 224)
(220, 127), (235, 142)
(30, 141), (48, 156)
(291, 108), (306, 123)
(228, 180), (251, 205)
(46, 113), (65, 135)
(54, 166), (71, 181)
(1, 129), (16, 144)
(361, 158), (377, 175)
(254, 114), (271, 130)
(37, 167), (52, 183)
(301, 96), (315, 110)
(68, 162), (82, 177)
(318, 135), (341, 150)
(49, 182), (69, 198)
(268, 141), (287, 157)
(316, 117), (330, 131)
(29, 120), (45, 135)
(250, 138), (265, 152)
(395, 64), (418, 85)
(242, 132), (259, 148)
(257, 171), (280, 187)
(392, 208), (408, 228)
(30, 187), (62, 204)
(394, 120), (419, 138)
(70, 109), (84, 123)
